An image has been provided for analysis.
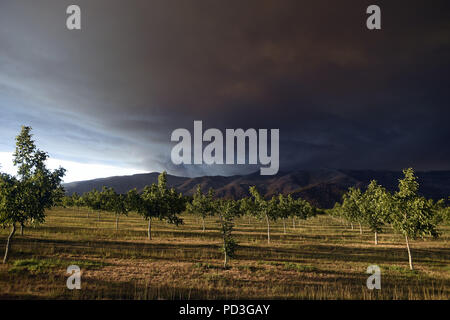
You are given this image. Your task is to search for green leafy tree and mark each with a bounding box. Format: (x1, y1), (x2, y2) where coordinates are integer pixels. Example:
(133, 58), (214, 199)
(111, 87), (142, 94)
(82, 191), (99, 218)
(0, 174), (22, 263)
(62, 195), (75, 210)
(0, 126), (65, 263)
(215, 199), (239, 268)
(390, 168), (439, 270)
(277, 194), (290, 234)
(85, 189), (102, 221)
(340, 187), (363, 232)
(128, 186), (158, 239)
(277, 194), (295, 233)
(81, 192), (91, 218)
(71, 192), (82, 211)
(114, 194), (130, 230)
(127, 172), (184, 240)
(293, 197), (315, 227)
(432, 198), (450, 226)
(338, 182), (390, 244)
(154, 172), (185, 226)
(249, 186), (279, 244)
(99, 186), (112, 211)
(359, 181), (390, 244)
(99, 187), (129, 230)
(278, 194), (315, 233)
(186, 185), (215, 232)
(239, 196), (257, 226)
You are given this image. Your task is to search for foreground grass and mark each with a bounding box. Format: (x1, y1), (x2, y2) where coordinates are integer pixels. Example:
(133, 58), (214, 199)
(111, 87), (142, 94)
(0, 208), (448, 299)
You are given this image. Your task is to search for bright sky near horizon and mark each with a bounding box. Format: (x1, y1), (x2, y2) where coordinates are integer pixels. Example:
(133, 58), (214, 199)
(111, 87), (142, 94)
(0, 152), (147, 183)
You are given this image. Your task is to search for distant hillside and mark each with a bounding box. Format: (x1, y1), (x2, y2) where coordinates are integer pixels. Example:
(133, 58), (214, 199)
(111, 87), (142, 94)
(64, 169), (450, 208)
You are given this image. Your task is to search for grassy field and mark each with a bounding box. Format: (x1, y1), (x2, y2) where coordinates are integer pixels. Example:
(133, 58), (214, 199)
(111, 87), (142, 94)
(0, 207), (448, 299)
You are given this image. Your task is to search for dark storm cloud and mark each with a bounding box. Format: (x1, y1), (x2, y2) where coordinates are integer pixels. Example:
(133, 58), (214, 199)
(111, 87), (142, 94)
(0, 0), (449, 176)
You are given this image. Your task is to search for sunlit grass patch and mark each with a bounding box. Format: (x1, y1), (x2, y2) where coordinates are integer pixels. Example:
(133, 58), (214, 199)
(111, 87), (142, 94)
(8, 258), (108, 274)
(386, 265), (420, 277)
(283, 262), (318, 272)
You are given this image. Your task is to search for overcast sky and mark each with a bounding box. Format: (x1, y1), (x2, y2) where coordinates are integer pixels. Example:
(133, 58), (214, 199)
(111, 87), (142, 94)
(0, 0), (449, 182)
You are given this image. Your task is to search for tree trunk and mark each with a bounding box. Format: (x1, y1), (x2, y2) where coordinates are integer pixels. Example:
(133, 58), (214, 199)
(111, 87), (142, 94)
(265, 214), (271, 244)
(359, 223), (362, 235)
(3, 224), (16, 264)
(292, 217), (296, 229)
(147, 219), (152, 240)
(283, 219), (286, 234)
(20, 223), (24, 236)
(405, 235), (413, 270)
(223, 247), (228, 269)
(351, 222), (354, 230)
(115, 215), (119, 231)
(97, 211), (100, 222)
(202, 217), (205, 232)
(374, 232), (378, 245)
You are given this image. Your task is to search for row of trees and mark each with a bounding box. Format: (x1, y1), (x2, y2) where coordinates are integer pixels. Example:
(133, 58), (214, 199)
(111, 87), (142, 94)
(67, 172), (185, 238)
(183, 185), (317, 267)
(63, 182), (317, 268)
(244, 187), (316, 243)
(332, 168), (446, 270)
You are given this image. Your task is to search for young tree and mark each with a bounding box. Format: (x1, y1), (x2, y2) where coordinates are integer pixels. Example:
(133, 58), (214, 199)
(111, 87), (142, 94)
(278, 194), (316, 233)
(1, 126), (65, 263)
(71, 192), (82, 211)
(115, 194), (130, 230)
(339, 187), (363, 232)
(62, 195), (75, 210)
(100, 187), (129, 230)
(81, 192), (88, 217)
(293, 197), (315, 227)
(432, 198), (450, 226)
(93, 190), (103, 221)
(153, 172), (185, 228)
(0, 174), (22, 263)
(99, 186), (112, 212)
(82, 191), (100, 218)
(331, 202), (343, 218)
(239, 196), (257, 227)
(215, 199), (239, 268)
(128, 186), (157, 240)
(359, 180), (390, 245)
(186, 185), (215, 232)
(127, 172), (184, 240)
(390, 168), (439, 270)
(277, 194), (290, 234)
(249, 186), (278, 244)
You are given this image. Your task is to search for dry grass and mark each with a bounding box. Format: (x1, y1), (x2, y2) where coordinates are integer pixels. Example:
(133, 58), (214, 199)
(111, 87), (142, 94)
(0, 208), (448, 299)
